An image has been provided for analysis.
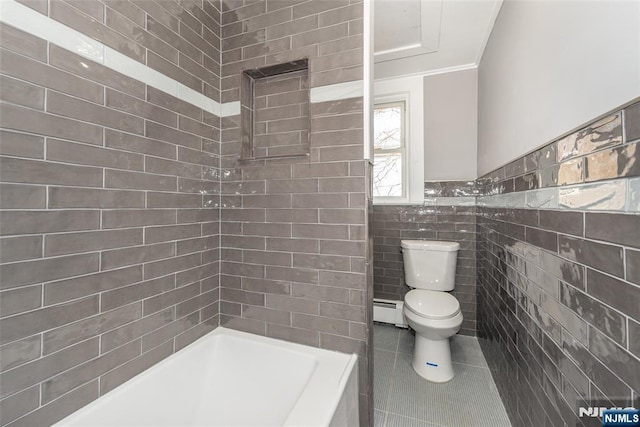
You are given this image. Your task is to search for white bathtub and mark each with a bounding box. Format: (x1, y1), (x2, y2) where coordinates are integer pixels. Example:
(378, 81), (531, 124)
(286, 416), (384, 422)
(55, 327), (359, 427)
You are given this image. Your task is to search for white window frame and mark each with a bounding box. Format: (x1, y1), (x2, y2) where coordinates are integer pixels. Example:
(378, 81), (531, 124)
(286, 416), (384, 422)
(373, 76), (425, 204)
(373, 99), (407, 199)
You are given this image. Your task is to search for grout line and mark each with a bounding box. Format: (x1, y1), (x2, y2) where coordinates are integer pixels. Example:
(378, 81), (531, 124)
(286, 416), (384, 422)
(451, 360), (491, 370)
(373, 325), (509, 426)
(384, 410), (445, 426)
(384, 348), (397, 415)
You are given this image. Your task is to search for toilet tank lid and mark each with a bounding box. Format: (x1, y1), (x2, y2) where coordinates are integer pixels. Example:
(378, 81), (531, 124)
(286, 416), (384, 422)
(401, 240), (460, 252)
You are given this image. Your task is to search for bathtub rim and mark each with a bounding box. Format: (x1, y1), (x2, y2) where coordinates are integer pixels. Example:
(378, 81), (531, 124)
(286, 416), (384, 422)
(54, 326), (358, 427)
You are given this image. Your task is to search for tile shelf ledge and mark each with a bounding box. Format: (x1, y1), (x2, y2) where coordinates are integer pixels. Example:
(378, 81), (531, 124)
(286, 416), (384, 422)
(238, 151), (311, 164)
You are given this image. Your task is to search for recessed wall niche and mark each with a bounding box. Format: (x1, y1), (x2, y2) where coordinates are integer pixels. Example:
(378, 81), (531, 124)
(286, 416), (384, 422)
(240, 59), (310, 160)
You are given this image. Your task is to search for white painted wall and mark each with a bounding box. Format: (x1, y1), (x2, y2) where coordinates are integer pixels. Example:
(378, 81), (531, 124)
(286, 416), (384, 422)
(424, 68), (478, 180)
(478, 0), (640, 176)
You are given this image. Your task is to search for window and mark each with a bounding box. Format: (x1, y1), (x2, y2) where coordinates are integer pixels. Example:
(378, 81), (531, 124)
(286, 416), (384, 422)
(373, 75), (424, 204)
(373, 102), (406, 197)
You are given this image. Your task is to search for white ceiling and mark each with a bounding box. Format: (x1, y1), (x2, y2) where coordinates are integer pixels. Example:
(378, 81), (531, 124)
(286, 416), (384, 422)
(374, 0), (503, 80)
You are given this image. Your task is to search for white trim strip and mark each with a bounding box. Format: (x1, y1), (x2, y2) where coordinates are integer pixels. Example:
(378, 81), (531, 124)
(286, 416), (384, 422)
(362, 0), (373, 161)
(0, 0), (231, 118)
(220, 101), (241, 117)
(101, 46), (177, 96)
(372, 63), (477, 83)
(310, 80), (364, 103)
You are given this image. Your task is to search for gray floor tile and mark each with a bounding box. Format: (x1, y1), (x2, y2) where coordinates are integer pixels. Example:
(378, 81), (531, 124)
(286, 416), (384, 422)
(374, 410), (387, 427)
(374, 348), (396, 410)
(398, 327), (414, 354)
(386, 413), (444, 427)
(374, 323), (400, 351)
(373, 324), (511, 426)
(450, 335), (488, 368)
(387, 352), (510, 426)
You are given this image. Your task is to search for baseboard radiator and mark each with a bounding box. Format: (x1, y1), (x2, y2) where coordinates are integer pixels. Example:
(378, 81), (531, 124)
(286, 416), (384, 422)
(373, 298), (408, 328)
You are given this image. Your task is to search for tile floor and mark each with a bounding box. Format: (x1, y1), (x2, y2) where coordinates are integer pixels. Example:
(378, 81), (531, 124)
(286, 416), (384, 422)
(373, 323), (511, 427)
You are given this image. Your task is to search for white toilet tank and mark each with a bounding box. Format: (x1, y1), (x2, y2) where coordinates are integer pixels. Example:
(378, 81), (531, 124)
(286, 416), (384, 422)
(401, 240), (460, 291)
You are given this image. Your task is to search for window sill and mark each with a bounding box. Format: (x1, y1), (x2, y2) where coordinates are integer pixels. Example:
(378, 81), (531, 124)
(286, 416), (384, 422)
(373, 198), (423, 206)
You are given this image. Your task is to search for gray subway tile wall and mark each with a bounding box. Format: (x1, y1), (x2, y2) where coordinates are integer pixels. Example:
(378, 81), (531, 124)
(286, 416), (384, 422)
(477, 100), (640, 427)
(218, 0), (370, 423)
(1, 1), (373, 426)
(0, 1), (222, 425)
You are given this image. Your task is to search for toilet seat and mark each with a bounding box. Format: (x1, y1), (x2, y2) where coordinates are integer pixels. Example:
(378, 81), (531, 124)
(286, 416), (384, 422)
(404, 289), (460, 320)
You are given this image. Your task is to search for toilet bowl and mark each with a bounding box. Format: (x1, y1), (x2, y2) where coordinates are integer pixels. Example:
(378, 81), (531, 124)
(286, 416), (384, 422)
(400, 240), (462, 383)
(404, 289), (463, 382)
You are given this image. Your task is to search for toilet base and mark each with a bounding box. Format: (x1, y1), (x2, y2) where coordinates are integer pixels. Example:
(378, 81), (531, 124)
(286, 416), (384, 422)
(411, 334), (454, 383)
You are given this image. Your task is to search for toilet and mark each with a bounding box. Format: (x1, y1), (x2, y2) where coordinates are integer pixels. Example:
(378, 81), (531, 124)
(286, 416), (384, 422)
(401, 240), (463, 383)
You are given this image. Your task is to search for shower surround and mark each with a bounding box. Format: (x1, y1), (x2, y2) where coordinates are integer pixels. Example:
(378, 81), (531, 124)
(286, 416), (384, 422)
(217, 0), (371, 422)
(0, 0), (371, 426)
(0, 1), (223, 425)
